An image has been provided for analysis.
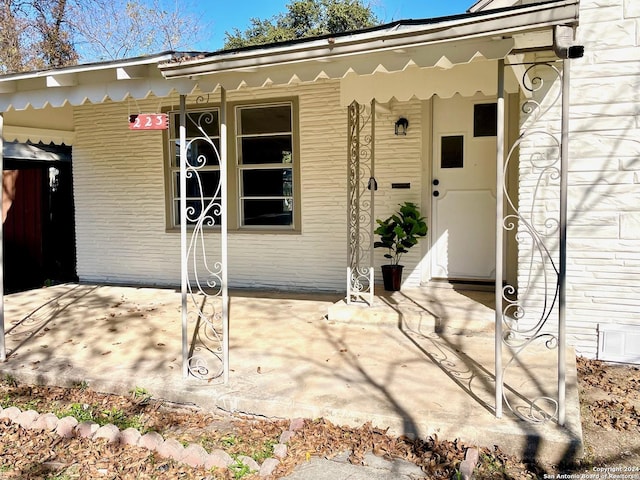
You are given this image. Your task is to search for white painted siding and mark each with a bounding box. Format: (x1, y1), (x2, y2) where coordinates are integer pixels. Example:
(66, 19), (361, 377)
(517, 0), (640, 358)
(72, 80), (425, 291)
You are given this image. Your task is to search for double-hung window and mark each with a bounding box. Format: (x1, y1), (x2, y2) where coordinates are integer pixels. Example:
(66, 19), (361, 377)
(237, 103), (294, 228)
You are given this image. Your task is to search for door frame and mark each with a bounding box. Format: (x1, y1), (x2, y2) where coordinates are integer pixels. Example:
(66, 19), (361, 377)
(420, 98), (434, 285)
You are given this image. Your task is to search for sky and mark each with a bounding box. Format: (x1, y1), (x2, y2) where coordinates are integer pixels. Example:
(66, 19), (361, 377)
(195, 0), (474, 51)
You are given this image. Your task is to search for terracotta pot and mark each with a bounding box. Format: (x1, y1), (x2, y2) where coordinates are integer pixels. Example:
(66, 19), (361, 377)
(381, 264), (404, 291)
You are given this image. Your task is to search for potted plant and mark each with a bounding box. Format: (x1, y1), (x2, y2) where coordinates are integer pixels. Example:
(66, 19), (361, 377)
(374, 202), (428, 291)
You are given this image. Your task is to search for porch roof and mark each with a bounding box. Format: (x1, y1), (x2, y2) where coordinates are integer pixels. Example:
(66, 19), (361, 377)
(0, 53), (196, 112)
(0, 0), (579, 113)
(159, 0), (579, 104)
(3, 141), (71, 162)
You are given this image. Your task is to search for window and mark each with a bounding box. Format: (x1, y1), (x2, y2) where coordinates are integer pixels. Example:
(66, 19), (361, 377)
(166, 100), (298, 231)
(441, 135), (464, 169)
(473, 103), (497, 137)
(168, 109), (221, 226)
(236, 103), (294, 228)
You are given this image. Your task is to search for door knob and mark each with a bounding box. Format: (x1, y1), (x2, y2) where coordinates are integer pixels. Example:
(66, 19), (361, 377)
(433, 190), (440, 197)
(432, 179), (440, 186)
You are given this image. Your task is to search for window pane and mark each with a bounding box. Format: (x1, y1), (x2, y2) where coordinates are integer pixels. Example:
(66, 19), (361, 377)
(242, 168), (292, 197)
(172, 111), (219, 138)
(175, 199), (221, 226)
(441, 135), (464, 169)
(173, 140), (220, 168)
(175, 170), (221, 198)
(240, 136), (292, 165)
(174, 139), (220, 168)
(243, 199), (293, 226)
(240, 105), (291, 135)
(474, 103), (497, 137)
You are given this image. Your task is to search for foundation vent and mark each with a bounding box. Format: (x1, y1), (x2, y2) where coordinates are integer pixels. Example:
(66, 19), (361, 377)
(598, 324), (640, 364)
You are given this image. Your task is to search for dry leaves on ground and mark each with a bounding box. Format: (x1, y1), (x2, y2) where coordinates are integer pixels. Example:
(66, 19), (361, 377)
(562, 357), (640, 476)
(1, 357), (639, 479)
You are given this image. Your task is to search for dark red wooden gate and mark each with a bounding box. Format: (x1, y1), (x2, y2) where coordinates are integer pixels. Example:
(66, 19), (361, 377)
(3, 168), (45, 291)
(3, 160), (76, 293)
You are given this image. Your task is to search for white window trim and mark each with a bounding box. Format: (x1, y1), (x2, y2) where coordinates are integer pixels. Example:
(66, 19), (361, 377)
(236, 102), (295, 230)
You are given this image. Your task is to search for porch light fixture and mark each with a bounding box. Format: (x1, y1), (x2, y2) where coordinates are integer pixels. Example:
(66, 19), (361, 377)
(395, 117), (409, 135)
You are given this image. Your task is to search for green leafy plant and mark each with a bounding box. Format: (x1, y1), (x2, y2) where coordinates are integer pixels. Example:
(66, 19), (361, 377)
(252, 439), (278, 462)
(60, 403), (95, 423)
(130, 386), (152, 404)
(221, 435), (240, 447)
(102, 407), (127, 425)
(45, 473), (72, 480)
(218, 433), (279, 462)
(22, 399), (40, 411)
(2, 374), (18, 387)
(0, 396), (41, 411)
(229, 459), (253, 479)
(479, 452), (505, 473)
(56, 403), (144, 431)
(73, 380), (89, 391)
(374, 202), (427, 265)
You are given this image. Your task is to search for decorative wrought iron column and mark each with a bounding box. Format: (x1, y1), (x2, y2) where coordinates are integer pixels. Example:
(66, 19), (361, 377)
(346, 100), (376, 304)
(179, 91), (229, 383)
(495, 60), (568, 424)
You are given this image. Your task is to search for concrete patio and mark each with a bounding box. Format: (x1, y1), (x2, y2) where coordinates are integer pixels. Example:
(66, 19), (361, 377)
(0, 283), (582, 464)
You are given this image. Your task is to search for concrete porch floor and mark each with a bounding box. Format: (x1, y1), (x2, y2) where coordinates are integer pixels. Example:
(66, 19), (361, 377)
(0, 283), (582, 464)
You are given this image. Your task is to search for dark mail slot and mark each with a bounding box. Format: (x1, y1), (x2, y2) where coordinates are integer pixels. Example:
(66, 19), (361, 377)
(391, 183), (410, 189)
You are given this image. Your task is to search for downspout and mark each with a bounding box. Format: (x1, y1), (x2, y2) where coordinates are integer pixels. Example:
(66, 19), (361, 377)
(369, 99), (375, 305)
(495, 59), (505, 419)
(558, 59), (570, 427)
(554, 22), (583, 426)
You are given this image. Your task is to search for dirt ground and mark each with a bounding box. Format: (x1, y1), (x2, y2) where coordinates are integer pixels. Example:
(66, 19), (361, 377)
(0, 357), (639, 479)
(561, 357), (640, 475)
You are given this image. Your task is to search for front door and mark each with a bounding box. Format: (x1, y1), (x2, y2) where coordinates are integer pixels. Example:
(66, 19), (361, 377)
(430, 94), (497, 282)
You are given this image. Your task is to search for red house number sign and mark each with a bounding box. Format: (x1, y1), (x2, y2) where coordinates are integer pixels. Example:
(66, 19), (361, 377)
(128, 114), (168, 130)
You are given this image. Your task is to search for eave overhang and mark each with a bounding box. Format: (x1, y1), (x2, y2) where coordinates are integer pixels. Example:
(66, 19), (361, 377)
(0, 53), (196, 111)
(159, 0), (579, 80)
(0, 0), (579, 112)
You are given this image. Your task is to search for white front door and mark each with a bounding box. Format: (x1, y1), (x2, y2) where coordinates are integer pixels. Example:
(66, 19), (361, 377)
(430, 94), (497, 281)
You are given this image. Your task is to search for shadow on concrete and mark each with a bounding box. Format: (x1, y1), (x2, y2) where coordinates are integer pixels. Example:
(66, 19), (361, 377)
(1, 283), (582, 467)
(4, 284), (99, 359)
(377, 289), (583, 467)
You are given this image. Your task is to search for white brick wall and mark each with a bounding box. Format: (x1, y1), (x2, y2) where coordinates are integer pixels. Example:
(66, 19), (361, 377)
(517, 0), (640, 358)
(371, 101), (424, 287)
(72, 80), (425, 291)
(571, 0), (640, 358)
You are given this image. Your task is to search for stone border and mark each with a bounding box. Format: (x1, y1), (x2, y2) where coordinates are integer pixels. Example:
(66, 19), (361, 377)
(0, 405), (305, 477)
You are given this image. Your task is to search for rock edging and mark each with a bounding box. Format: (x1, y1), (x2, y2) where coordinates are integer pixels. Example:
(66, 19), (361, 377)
(0, 404), (304, 477)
